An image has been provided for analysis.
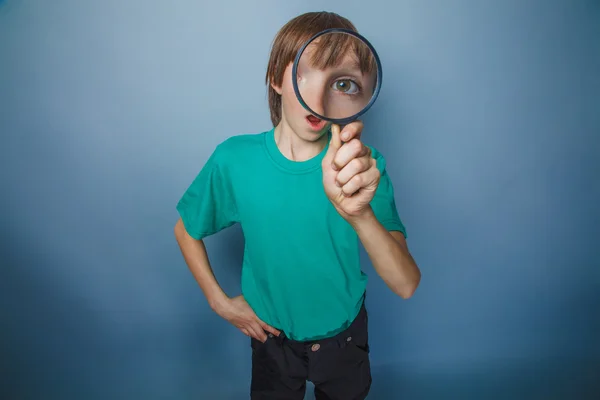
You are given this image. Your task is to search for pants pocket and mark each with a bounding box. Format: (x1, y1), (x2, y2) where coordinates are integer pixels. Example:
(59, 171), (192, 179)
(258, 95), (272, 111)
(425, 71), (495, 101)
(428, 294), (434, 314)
(344, 311), (370, 355)
(347, 334), (370, 355)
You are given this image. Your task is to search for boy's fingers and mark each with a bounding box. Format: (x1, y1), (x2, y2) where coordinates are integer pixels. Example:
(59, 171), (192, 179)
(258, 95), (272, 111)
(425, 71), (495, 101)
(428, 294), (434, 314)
(342, 168), (379, 195)
(250, 331), (262, 342)
(340, 121), (363, 142)
(259, 320), (280, 336)
(250, 323), (268, 342)
(333, 139), (368, 171)
(335, 156), (371, 186)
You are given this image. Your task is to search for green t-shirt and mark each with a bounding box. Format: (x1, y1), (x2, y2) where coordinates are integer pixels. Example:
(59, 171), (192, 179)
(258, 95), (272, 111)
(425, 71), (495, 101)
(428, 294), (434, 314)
(176, 127), (406, 341)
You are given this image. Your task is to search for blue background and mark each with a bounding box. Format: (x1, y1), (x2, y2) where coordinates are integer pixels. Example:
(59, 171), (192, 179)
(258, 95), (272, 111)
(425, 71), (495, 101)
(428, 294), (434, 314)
(1, 0), (599, 398)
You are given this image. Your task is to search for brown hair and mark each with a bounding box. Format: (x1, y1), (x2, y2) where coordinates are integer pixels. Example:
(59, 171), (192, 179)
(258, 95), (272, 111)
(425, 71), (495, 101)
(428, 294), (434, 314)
(306, 31), (376, 75)
(266, 11), (373, 127)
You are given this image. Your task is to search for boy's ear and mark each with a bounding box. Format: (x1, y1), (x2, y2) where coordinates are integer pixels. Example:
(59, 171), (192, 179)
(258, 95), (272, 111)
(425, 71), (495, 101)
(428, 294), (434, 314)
(270, 81), (283, 95)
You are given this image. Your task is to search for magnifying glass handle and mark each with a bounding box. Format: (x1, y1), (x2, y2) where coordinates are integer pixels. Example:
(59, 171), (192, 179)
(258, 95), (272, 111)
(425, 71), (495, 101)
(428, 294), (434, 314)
(330, 123), (346, 144)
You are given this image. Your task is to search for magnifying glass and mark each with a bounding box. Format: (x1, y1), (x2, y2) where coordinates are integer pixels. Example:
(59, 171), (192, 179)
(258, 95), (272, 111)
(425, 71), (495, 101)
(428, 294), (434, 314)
(292, 28), (382, 137)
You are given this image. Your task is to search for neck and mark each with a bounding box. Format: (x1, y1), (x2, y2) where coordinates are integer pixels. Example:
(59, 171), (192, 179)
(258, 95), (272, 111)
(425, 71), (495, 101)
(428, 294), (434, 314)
(273, 119), (329, 162)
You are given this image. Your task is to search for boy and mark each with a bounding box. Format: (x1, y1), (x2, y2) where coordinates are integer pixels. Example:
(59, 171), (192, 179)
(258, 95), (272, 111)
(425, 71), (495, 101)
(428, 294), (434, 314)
(174, 11), (420, 400)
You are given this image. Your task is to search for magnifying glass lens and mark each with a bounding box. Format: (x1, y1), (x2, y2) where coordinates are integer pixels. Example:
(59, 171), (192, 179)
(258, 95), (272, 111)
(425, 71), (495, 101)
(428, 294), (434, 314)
(294, 31), (380, 123)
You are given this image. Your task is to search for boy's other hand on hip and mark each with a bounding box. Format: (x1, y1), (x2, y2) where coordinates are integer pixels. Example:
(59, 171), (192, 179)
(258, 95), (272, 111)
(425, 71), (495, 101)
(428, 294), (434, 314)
(322, 121), (380, 221)
(215, 295), (280, 342)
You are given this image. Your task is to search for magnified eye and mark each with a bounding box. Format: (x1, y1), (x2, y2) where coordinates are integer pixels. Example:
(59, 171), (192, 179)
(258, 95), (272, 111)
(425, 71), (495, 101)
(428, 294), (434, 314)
(332, 79), (360, 95)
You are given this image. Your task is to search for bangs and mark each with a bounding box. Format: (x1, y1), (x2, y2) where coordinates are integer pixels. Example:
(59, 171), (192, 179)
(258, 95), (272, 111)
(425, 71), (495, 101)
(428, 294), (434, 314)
(308, 33), (376, 75)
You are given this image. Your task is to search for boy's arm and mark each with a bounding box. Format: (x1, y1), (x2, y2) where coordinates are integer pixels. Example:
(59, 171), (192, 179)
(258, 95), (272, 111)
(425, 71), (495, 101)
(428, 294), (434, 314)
(174, 218), (229, 311)
(347, 210), (421, 299)
(174, 218), (279, 342)
(322, 122), (420, 298)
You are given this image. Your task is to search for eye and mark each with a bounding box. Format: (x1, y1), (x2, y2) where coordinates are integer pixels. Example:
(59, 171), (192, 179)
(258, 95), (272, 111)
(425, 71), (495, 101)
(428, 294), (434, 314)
(331, 79), (360, 95)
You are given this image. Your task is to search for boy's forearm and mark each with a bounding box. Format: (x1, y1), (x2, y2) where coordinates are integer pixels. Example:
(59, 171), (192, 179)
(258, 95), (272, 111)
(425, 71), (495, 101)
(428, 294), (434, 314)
(347, 207), (421, 299)
(174, 219), (229, 312)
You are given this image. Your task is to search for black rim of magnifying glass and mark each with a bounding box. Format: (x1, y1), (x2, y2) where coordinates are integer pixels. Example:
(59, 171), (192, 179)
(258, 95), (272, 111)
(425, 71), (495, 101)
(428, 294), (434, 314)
(291, 28), (383, 126)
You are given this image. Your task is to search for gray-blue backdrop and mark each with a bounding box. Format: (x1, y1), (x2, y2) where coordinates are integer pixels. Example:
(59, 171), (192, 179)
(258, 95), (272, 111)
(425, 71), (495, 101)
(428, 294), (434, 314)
(1, 0), (598, 399)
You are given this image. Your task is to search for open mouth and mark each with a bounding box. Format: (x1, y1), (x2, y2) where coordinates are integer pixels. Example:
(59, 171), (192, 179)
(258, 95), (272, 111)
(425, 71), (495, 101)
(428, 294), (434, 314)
(306, 115), (326, 131)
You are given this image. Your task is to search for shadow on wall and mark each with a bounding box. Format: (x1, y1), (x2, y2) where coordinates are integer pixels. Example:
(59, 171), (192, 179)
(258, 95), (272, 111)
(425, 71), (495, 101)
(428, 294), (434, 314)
(301, 360), (600, 400)
(366, 361), (600, 400)
(0, 224), (253, 400)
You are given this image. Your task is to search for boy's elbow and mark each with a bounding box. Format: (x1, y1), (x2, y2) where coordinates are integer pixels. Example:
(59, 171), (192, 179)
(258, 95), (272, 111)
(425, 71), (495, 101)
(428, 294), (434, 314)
(394, 271), (421, 299)
(398, 283), (418, 299)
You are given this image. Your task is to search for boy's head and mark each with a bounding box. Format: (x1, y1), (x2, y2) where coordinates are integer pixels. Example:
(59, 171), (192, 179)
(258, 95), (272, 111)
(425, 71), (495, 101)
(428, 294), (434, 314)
(266, 12), (371, 139)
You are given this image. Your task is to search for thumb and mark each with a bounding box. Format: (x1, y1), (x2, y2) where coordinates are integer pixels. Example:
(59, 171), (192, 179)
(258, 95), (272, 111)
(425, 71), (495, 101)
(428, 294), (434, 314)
(324, 124), (342, 161)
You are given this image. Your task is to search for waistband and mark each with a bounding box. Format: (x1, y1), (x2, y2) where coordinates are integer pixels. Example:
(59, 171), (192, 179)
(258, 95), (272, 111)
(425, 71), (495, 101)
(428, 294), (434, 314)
(270, 296), (367, 348)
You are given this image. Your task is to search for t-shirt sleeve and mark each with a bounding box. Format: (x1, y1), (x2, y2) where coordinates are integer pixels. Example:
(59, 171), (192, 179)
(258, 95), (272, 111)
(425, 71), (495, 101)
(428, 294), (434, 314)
(369, 146), (407, 238)
(176, 145), (239, 240)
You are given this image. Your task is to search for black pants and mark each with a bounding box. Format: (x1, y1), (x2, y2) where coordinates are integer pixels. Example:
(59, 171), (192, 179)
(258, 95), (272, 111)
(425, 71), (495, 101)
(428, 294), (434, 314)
(250, 300), (371, 400)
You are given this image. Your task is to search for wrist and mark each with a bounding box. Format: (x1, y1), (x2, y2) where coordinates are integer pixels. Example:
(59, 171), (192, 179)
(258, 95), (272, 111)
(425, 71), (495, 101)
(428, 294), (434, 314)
(209, 292), (230, 315)
(345, 206), (376, 230)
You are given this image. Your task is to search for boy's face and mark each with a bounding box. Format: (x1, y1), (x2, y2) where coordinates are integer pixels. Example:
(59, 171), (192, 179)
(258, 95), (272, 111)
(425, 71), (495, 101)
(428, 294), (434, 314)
(272, 40), (376, 142)
(272, 62), (331, 142)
